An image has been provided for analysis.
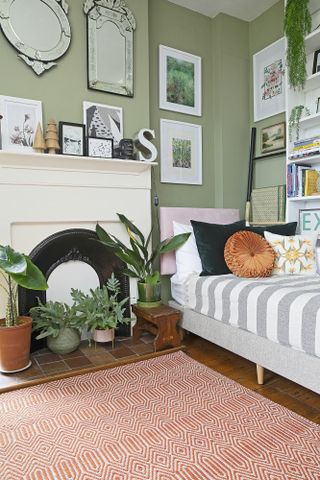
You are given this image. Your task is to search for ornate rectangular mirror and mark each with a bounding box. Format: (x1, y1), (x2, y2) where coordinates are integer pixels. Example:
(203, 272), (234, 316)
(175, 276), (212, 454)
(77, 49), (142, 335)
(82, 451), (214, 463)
(83, 0), (136, 97)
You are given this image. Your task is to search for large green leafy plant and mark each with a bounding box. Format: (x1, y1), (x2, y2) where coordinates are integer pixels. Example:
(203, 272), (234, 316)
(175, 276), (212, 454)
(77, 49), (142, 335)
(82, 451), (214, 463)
(284, 0), (312, 90)
(71, 274), (129, 331)
(96, 214), (190, 286)
(0, 245), (48, 327)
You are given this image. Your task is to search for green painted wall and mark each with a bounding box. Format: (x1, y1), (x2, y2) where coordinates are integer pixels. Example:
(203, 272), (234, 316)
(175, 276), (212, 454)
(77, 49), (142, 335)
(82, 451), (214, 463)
(211, 14), (250, 212)
(149, 0), (214, 209)
(249, 0), (286, 189)
(0, 0), (150, 137)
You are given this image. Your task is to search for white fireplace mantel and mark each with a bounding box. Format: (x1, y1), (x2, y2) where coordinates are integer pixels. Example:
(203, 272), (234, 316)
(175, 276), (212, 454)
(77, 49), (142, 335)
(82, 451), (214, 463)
(0, 151), (157, 315)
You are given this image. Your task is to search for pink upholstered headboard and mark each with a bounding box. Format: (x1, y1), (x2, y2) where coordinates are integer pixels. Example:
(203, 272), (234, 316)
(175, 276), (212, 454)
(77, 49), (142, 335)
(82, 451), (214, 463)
(160, 207), (240, 275)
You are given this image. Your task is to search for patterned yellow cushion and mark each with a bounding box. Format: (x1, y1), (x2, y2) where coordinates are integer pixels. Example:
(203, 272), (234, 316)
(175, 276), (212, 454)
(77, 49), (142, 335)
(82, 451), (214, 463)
(264, 231), (318, 275)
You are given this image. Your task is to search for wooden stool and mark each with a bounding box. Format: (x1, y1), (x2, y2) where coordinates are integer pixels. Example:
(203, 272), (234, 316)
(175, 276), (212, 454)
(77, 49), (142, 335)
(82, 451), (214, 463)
(132, 304), (181, 352)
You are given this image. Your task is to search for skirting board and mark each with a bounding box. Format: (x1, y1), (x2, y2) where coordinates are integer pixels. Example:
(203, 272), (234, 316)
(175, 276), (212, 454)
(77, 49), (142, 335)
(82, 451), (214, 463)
(170, 301), (320, 394)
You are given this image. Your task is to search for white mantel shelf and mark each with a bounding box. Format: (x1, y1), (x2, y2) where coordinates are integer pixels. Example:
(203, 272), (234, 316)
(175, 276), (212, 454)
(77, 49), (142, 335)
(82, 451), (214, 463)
(0, 151), (158, 174)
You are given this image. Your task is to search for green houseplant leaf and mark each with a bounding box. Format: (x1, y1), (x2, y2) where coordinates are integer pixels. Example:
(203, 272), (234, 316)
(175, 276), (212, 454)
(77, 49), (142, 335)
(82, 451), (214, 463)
(96, 214), (191, 298)
(0, 245), (48, 327)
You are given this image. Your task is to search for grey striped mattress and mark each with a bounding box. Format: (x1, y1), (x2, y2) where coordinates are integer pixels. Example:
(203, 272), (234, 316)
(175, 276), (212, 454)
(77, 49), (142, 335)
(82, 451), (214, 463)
(186, 274), (320, 358)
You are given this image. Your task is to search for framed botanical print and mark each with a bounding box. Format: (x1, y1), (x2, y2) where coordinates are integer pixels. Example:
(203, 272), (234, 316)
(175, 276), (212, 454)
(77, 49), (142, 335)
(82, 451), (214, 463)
(253, 37), (286, 122)
(0, 95), (42, 153)
(160, 119), (202, 185)
(159, 45), (202, 117)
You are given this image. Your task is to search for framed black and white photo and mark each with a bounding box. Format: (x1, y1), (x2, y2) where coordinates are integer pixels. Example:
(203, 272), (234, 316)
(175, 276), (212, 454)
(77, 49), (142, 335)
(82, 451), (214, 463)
(83, 102), (123, 147)
(159, 45), (202, 117)
(0, 95), (42, 153)
(312, 49), (320, 75)
(59, 122), (85, 156)
(160, 119), (202, 185)
(87, 137), (113, 159)
(253, 37), (286, 122)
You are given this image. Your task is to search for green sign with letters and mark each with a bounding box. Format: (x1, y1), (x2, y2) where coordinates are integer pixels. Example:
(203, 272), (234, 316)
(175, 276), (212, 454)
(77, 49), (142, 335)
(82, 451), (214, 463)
(299, 209), (320, 234)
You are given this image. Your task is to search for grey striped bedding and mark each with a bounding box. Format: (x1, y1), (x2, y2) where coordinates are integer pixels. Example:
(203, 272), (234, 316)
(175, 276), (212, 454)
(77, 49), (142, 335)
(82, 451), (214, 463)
(187, 274), (320, 358)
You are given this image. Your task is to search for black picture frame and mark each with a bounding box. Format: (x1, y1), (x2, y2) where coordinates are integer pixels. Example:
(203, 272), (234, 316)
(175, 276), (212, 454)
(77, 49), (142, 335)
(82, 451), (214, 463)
(87, 137), (113, 159)
(59, 122), (86, 156)
(312, 49), (320, 75)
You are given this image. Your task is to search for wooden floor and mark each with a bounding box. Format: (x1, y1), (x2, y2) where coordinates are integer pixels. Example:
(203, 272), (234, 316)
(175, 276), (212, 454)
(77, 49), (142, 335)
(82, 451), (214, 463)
(184, 334), (320, 424)
(1, 332), (319, 423)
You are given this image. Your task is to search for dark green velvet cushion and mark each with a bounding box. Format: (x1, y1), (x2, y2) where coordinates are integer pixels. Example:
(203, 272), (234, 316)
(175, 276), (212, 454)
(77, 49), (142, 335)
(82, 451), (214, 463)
(191, 220), (246, 276)
(248, 222), (297, 237)
(191, 220), (298, 276)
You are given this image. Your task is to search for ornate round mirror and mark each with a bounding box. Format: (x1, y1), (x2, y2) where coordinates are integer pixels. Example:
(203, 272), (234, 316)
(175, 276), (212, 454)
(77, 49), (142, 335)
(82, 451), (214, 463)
(0, 0), (71, 75)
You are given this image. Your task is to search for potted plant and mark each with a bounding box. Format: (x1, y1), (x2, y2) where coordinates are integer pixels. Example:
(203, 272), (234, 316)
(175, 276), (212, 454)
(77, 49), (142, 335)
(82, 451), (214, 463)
(71, 274), (130, 344)
(0, 245), (48, 373)
(96, 214), (190, 307)
(284, 0), (311, 90)
(31, 300), (84, 354)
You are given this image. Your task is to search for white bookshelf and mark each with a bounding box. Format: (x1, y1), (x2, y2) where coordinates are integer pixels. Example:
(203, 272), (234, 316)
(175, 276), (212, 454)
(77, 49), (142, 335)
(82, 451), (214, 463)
(286, 7), (320, 230)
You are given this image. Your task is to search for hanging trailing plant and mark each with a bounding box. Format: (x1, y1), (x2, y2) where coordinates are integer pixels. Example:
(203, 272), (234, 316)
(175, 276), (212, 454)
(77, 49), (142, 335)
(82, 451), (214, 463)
(284, 0), (312, 90)
(289, 105), (306, 141)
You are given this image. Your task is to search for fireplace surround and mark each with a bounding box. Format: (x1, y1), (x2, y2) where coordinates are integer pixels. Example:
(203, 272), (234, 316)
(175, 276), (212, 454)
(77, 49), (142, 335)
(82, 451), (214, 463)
(0, 151), (155, 341)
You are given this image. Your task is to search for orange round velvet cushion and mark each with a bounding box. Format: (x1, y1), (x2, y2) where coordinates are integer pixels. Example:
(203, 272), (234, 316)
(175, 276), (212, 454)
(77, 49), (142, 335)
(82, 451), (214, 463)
(224, 230), (275, 278)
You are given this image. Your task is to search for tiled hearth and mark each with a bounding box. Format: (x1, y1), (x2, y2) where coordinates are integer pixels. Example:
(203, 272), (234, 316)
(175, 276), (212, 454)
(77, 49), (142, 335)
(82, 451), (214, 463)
(0, 334), (155, 393)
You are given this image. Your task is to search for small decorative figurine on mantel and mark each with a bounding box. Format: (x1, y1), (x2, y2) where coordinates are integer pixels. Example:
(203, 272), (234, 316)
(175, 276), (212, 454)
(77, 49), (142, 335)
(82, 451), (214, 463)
(45, 119), (60, 154)
(33, 122), (46, 153)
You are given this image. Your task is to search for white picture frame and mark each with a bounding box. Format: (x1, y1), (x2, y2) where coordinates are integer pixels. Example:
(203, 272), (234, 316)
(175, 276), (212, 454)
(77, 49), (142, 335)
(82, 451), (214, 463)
(160, 119), (202, 185)
(83, 101), (123, 147)
(0, 95), (42, 153)
(253, 37), (286, 122)
(159, 45), (202, 117)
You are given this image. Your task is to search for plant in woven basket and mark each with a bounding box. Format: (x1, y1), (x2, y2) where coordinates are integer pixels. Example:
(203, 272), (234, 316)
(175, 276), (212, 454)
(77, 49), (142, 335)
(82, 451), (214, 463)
(284, 0), (312, 90)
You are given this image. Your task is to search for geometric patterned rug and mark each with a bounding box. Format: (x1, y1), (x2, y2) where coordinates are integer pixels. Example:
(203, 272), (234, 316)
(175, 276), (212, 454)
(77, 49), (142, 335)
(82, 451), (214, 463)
(1, 351), (319, 480)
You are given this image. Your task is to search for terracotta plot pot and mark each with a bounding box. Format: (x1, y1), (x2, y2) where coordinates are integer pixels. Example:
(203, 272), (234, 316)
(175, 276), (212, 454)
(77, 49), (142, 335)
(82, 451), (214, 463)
(0, 316), (32, 373)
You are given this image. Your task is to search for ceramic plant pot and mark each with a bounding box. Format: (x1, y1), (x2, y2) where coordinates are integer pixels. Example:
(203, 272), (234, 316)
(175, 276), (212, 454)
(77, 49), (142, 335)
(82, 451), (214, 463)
(93, 328), (115, 344)
(47, 327), (81, 355)
(137, 281), (161, 308)
(0, 316), (32, 373)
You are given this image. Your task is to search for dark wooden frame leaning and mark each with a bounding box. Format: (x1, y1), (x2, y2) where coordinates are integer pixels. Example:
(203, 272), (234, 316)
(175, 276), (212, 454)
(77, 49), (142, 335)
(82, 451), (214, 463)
(59, 122), (86, 156)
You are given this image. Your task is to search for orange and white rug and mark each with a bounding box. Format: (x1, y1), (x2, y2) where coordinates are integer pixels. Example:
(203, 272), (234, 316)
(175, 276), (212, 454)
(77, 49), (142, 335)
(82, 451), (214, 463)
(1, 351), (319, 479)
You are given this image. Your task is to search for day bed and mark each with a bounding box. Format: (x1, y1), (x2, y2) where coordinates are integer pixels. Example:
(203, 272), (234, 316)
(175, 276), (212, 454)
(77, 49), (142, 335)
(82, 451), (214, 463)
(160, 207), (320, 394)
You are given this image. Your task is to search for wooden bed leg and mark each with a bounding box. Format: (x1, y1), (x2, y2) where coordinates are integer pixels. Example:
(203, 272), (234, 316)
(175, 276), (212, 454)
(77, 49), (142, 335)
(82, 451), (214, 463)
(256, 364), (264, 385)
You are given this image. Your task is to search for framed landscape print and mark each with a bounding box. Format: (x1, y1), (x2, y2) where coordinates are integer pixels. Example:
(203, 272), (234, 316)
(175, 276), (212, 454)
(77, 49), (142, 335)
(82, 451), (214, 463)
(59, 122), (85, 156)
(83, 102), (123, 147)
(0, 95), (42, 153)
(160, 119), (202, 184)
(253, 37), (286, 122)
(261, 122), (286, 154)
(159, 45), (201, 117)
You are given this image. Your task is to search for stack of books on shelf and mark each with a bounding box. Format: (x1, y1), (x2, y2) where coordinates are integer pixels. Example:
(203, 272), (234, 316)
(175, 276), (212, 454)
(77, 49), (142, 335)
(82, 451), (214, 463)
(287, 163), (319, 197)
(288, 136), (320, 160)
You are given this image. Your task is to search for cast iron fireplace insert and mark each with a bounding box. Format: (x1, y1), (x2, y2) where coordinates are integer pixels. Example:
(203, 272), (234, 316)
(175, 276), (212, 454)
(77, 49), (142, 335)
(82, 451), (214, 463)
(18, 228), (131, 351)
